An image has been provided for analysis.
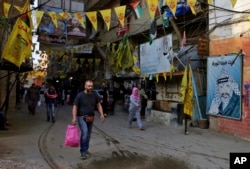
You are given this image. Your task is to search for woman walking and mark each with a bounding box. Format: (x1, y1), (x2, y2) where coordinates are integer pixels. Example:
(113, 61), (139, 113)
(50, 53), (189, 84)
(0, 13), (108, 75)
(128, 87), (144, 130)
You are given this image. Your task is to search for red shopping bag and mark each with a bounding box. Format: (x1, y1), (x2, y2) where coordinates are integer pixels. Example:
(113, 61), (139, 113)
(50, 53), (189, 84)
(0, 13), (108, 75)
(64, 124), (80, 147)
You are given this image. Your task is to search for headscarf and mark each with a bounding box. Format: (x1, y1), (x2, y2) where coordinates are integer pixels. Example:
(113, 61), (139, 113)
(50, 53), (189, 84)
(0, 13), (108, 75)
(131, 87), (140, 100)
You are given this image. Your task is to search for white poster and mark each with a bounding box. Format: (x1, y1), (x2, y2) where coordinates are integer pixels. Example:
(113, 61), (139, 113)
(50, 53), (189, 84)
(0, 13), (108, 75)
(140, 34), (172, 75)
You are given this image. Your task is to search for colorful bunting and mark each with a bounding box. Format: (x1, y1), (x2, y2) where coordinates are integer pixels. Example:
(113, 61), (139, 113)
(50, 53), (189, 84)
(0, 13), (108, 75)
(86, 11), (98, 31)
(187, 0), (197, 15)
(48, 12), (58, 28)
(114, 5), (126, 28)
(36, 10), (45, 29)
(14, 5), (23, 13)
(2, 1), (33, 67)
(146, 0), (159, 20)
(130, 1), (143, 19)
(149, 19), (157, 44)
(59, 12), (71, 20)
(74, 12), (85, 28)
(3, 2), (11, 17)
(166, 0), (178, 17)
(183, 65), (194, 117)
(207, 0), (213, 5)
(231, 0), (237, 8)
(99, 9), (111, 31)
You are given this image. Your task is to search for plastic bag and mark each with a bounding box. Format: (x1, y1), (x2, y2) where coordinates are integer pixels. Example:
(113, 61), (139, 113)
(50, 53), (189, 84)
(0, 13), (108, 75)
(37, 100), (41, 107)
(64, 125), (80, 147)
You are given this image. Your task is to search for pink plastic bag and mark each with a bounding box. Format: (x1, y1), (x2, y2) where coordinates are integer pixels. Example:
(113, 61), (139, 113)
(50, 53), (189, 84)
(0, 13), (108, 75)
(64, 125), (80, 147)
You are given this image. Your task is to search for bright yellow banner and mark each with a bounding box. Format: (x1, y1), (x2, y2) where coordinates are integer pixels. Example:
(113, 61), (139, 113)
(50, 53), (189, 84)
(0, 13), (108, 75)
(14, 5), (23, 13)
(183, 66), (194, 117)
(207, 0), (213, 5)
(74, 12), (85, 28)
(146, 0), (158, 20)
(231, 0), (237, 8)
(99, 9), (111, 31)
(114, 6), (126, 28)
(180, 66), (188, 102)
(166, 0), (177, 17)
(59, 12), (71, 19)
(86, 11), (98, 31)
(3, 2), (11, 17)
(2, 1), (32, 67)
(48, 12), (58, 27)
(36, 10), (44, 28)
(187, 0), (197, 15)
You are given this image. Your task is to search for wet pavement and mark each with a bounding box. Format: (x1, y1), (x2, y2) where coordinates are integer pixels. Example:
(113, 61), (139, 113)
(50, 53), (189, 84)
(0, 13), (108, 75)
(1, 97), (250, 169)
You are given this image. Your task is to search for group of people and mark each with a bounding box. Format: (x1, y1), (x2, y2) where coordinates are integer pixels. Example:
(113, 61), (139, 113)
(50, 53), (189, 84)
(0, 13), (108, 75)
(25, 83), (58, 123)
(70, 80), (149, 160)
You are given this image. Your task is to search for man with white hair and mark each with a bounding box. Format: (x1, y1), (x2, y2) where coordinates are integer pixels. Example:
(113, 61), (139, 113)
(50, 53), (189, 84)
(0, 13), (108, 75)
(208, 69), (241, 119)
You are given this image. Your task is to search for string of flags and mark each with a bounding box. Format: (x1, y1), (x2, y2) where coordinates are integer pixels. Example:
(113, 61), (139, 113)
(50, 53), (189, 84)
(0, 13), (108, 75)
(2, 0), (222, 32)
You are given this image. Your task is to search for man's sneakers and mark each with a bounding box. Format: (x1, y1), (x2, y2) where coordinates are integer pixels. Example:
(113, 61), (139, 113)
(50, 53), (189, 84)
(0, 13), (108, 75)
(81, 151), (91, 160)
(81, 153), (87, 160)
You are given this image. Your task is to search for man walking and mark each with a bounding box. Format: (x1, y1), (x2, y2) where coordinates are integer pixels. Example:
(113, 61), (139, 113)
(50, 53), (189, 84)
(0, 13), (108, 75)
(26, 83), (40, 115)
(45, 84), (57, 123)
(71, 80), (105, 160)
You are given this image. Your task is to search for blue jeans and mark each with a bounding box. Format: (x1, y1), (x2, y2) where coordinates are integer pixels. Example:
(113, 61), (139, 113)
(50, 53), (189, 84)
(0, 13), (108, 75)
(77, 116), (93, 154)
(46, 103), (55, 121)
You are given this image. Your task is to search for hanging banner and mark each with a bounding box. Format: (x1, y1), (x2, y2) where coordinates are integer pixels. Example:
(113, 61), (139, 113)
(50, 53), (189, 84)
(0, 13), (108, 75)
(67, 13), (86, 37)
(187, 0), (197, 15)
(117, 18), (129, 37)
(3, 2), (11, 17)
(99, 9), (111, 31)
(207, 54), (242, 120)
(2, 1), (33, 67)
(86, 11), (98, 31)
(140, 34), (172, 75)
(37, 6), (66, 44)
(35, 10), (45, 29)
(114, 5), (126, 28)
(166, 0), (178, 17)
(146, 0), (158, 20)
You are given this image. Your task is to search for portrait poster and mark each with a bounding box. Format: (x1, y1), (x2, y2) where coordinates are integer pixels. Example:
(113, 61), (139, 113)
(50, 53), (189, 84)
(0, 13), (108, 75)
(206, 54), (242, 120)
(37, 6), (67, 44)
(140, 34), (172, 75)
(66, 13), (86, 37)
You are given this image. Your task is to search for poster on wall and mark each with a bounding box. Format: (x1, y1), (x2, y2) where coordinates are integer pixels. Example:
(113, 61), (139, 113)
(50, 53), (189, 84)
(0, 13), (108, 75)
(37, 6), (67, 44)
(206, 54), (242, 120)
(140, 34), (172, 75)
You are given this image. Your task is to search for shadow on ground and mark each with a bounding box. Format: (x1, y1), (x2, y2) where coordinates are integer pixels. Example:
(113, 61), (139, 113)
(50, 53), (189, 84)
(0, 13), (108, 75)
(74, 155), (191, 169)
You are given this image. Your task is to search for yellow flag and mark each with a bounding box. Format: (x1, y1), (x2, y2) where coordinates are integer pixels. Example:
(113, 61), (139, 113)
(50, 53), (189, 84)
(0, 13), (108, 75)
(48, 12), (58, 28)
(166, 0), (177, 17)
(86, 11), (98, 31)
(59, 12), (71, 20)
(74, 12), (85, 28)
(170, 64), (175, 80)
(248, 15), (250, 21)
(114, 6), (126, 28)
(155, 74), (159, 83)
(180, 66), (188, 102)
(14, 5), (23, 13)
(207, 0), (213, 5)
(183, 66), (193, 117)
(36, 10), (44, 28)
(146, 0), (158, 20)
(187, 0), (197, 15)
(163, 72), (167, 81)
(4, 2), (11, 17)
(231, 0), (237, 8)
(2, 1), (32, 67)
(99, 9), (111, 31)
